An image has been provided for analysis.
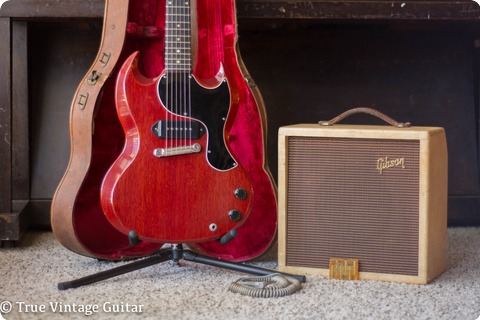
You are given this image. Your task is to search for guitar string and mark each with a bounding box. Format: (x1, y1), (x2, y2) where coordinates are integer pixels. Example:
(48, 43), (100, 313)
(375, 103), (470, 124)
(181, 0), (191, 152)
(173, 0), (178, 152)
(185, 1), (189, 150)
(187, 1), (193, 150)
(182, 1), (187, 151)
(165, 2), (169, 155)
(173, 0), (178, 154)
(169, 0), (177, 155)
(180, 1), (192, 152)
(172, 1), (179, 151)
(178, 1), (183, 151)
(166, 0), (171, 155)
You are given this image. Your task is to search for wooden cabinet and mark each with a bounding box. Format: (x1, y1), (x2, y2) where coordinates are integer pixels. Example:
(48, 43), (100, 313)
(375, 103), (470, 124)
(1, 0), (479, 243)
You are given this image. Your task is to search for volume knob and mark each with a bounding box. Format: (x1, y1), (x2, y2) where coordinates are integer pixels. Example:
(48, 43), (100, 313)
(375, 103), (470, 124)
(234, 188), (248, 200)
(228, 209), (242, 222)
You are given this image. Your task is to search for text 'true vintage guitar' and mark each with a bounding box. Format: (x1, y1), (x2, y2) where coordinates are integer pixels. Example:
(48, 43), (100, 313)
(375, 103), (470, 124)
(100, 0), (254, 243)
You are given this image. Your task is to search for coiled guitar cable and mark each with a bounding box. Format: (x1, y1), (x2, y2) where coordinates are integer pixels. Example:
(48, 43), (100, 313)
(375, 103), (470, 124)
(228, 273), (302, 298)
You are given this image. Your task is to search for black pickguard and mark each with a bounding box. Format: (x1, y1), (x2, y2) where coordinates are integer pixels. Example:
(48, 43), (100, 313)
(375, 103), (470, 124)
(158, 73), (235, 170)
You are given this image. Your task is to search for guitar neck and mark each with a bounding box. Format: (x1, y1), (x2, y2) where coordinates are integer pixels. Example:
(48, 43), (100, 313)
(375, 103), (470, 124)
(165, 0), (192, 73)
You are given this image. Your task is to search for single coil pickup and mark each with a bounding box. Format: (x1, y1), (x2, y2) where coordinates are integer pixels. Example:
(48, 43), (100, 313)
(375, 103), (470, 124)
(152, 120), (205, 139)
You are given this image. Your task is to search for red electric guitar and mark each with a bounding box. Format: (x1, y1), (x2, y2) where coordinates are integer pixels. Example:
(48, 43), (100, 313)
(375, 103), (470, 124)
(101, 60), (254, 243)
(101, 0), (255, 244)
(52, 0), (277, 261)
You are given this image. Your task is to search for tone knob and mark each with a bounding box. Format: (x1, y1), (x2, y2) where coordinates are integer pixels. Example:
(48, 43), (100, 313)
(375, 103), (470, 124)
(228, 209), (242, 222)
(234, 188), (248, 200)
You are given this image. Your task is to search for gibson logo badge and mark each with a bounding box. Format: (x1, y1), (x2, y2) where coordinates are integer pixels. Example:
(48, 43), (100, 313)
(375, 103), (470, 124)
(377, 156), (405, 175)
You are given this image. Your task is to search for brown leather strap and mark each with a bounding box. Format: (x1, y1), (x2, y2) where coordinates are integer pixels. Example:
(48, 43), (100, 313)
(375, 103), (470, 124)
(319, 107), (411, 128)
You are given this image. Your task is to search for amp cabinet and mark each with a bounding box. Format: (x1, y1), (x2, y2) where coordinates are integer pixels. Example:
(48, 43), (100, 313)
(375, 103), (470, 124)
(278, 120), (448, 284)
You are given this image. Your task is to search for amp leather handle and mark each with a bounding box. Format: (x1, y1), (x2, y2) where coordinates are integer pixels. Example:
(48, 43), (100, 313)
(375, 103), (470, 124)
(319, 107), (411, 128)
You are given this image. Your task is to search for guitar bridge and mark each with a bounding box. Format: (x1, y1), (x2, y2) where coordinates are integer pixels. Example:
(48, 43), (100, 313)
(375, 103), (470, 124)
(153, 143), (202, 157)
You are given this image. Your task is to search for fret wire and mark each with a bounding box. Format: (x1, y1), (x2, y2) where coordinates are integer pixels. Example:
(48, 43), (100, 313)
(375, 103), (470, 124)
(165, 51), (191, 54)
(165, 52), (190, 54)
(165, 63), (191, 66)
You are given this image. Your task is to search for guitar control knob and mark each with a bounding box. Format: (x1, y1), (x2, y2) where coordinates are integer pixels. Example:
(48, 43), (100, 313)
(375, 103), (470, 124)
(234, 188), (248, 200)
(228, 209), (242, 222)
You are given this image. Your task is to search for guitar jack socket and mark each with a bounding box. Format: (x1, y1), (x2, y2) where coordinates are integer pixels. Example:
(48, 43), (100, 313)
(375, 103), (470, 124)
(209, 223), (218, 232)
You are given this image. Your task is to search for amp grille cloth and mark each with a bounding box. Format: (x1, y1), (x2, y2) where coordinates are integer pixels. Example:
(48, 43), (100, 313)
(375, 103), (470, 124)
(286, 136), (420, 275)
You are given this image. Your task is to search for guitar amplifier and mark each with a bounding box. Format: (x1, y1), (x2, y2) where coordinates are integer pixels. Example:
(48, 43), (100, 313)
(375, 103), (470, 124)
(277, 109), (448, 284)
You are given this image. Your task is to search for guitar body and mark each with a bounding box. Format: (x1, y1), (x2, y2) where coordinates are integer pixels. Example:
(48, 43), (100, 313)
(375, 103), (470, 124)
(101, 53), (253, 242)
(51, 0), (277, 261)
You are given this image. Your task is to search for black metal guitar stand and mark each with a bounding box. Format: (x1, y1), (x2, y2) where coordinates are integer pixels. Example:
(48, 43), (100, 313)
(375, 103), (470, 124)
(58, 244), (306, 290)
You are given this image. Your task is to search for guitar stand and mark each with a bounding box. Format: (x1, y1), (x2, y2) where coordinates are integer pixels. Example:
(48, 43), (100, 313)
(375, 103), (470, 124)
(57, 244), (306, 290)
